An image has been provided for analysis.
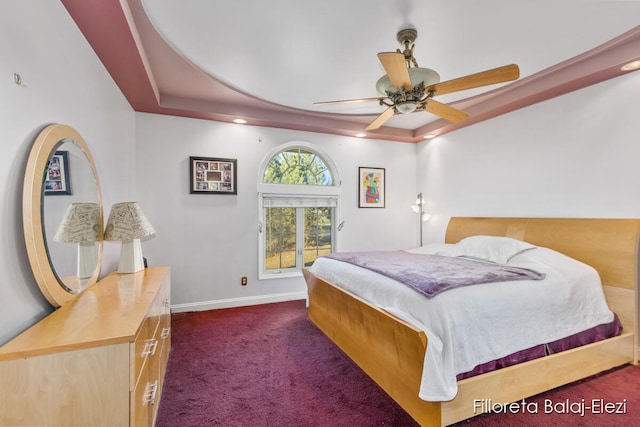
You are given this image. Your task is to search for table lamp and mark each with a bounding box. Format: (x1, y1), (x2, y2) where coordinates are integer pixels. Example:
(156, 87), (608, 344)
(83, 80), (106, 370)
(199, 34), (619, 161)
(104, 202), (155, 273)
(53, 202), (101, 278)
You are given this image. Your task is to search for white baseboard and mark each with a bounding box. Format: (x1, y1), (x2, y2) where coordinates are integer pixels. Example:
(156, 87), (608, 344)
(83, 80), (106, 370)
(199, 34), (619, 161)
(170, 291), (308, 313)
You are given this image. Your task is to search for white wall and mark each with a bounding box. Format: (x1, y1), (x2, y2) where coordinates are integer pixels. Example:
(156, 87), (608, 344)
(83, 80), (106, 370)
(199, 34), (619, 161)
(136, 113), (418, 310)
(416, 70), (640, 243)
(0, 2), (136, 344)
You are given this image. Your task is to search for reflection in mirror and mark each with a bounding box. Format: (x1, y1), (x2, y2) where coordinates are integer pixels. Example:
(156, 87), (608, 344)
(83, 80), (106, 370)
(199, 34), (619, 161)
(23, 124), (103, 307)
(53, 203), (101, 283)
(42, 140), (101, 293)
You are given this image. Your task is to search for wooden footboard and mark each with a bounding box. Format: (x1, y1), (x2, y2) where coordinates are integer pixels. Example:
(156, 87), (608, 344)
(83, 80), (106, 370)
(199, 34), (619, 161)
(305, 271), (636, 426)
(304, 269), (442, 426)
(304, 217), (640, 426)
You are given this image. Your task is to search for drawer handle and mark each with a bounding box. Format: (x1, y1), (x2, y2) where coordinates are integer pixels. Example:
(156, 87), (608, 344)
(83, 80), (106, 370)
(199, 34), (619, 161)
(143, 380), (159, 405)
(161, 326), (171, 339)
(142, 338), (158, 356)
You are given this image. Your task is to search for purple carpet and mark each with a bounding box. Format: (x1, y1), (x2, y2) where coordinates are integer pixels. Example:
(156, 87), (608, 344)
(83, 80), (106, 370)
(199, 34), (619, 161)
(156, 300), (639, 426)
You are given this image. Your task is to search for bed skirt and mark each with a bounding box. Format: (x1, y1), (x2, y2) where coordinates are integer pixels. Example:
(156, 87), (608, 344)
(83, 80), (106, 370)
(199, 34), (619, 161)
(457, 314), (623, 380)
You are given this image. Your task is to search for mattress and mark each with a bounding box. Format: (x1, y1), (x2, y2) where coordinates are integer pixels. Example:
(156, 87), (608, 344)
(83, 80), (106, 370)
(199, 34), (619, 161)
(307, 242), (619, 401)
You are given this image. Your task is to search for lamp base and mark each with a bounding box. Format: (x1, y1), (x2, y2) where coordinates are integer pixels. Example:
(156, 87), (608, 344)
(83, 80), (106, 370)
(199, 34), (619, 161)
(117, 239), (145, 273)
(77, 242), (98, 279)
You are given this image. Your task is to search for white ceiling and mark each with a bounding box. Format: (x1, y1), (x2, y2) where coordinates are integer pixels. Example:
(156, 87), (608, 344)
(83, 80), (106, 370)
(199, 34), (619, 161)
(62, 0), (640, 142)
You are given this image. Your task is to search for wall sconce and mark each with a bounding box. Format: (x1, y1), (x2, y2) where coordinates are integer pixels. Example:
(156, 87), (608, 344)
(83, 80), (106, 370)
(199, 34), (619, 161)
(104, 202), (155, 273)
(411, 192), (431, 246)
(54, 202), (101, 278)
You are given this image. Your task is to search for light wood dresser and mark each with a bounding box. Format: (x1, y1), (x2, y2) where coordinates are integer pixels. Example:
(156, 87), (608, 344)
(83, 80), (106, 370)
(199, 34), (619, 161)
(0, 266), (171, 426)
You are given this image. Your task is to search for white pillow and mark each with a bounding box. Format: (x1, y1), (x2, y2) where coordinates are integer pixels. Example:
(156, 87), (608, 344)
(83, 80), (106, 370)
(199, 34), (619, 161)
(436, 235), (536, 264)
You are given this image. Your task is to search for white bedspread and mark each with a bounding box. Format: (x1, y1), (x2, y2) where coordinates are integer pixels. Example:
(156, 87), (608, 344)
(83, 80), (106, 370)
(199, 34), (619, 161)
(307, 244), (614, 401)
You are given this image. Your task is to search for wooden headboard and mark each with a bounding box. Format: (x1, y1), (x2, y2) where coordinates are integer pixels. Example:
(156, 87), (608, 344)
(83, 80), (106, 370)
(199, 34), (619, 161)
(445, 217), (640, 290)
(445, 217), (640, 361)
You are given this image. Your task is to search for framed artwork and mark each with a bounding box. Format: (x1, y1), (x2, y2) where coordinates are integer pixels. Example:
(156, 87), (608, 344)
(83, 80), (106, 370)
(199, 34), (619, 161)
(358, 167), (385, 208)
(45, 151), (71, 195)
(190, 156), (237, 194)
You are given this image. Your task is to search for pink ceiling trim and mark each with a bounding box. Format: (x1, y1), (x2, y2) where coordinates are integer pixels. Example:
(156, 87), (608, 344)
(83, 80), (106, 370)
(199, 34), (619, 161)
(61, 0), (159, 109)
(62, 1), (640, 143)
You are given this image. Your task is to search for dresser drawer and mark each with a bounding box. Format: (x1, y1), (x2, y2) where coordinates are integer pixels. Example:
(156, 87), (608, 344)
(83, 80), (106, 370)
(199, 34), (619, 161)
(158, 313), (171, 393)
(133, 312), (160, 385)
(133, 362), (156, 427)
(133, 316), (164, 426)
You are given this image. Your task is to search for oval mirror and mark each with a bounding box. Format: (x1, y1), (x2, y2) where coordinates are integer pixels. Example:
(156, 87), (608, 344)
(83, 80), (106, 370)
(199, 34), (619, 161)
(23, 124), (103, 307)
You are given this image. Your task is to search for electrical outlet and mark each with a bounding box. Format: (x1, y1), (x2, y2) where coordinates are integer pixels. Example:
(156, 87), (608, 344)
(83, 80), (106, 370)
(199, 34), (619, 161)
(241, 276), (248, 286)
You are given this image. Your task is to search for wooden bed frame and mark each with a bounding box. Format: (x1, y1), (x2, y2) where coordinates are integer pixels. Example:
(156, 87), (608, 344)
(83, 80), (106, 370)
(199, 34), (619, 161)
(303, 217), (639, 426)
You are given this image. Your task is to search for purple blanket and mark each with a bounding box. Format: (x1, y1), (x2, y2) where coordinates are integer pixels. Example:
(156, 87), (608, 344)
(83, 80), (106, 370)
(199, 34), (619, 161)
(323, 251), (546, 298)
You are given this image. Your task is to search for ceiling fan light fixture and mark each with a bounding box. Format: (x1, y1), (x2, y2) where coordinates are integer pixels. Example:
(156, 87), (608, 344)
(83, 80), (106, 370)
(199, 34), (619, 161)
(396, 101), (417, 114)
(375, 67), (440, 95)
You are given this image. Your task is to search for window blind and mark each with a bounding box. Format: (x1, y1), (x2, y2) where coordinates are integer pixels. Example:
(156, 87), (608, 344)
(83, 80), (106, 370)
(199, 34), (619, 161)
(263, 195), (338, 208)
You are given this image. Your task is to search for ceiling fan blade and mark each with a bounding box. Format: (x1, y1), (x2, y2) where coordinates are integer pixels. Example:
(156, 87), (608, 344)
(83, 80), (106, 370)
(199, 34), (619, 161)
(425, 99), (469, 122)
(426, 64), (520, 97)
(378, 52), (412, 90)
(314, 96), (385, 106)
(366, 107), (395, 131)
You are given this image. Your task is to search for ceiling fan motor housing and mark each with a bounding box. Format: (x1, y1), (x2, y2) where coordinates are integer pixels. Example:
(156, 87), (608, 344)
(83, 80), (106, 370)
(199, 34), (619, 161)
(397, 28), (418, 46)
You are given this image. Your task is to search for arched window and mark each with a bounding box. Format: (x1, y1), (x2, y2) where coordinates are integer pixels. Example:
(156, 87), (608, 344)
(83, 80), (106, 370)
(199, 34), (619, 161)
(263, 147), (333, 186)
(258, 143), (341, 279)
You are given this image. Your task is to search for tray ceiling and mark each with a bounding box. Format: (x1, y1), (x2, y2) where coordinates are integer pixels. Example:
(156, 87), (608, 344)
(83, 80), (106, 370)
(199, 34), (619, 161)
(62, 0), (640, 142)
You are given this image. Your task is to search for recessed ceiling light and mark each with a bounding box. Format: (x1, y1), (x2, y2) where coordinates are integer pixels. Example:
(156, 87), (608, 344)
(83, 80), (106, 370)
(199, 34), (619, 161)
(424, 134), (436, 139)
(355, 133), (367, 138)
(233, 118), (247, 124)
(621, 60), (640, 71)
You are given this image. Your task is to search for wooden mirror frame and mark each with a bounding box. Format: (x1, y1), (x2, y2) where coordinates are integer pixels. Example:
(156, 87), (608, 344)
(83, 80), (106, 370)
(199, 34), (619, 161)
(23, 124), (104, 307)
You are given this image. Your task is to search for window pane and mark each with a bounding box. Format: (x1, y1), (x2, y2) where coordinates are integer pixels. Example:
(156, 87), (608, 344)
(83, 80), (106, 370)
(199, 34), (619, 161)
(264, 207), (296, 270)
(263, 148), (333, 186)
(303, 207), (332, 267)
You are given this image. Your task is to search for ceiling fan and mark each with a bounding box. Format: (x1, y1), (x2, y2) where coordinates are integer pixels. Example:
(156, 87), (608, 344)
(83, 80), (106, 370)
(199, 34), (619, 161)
(315, 28), (520, 131)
